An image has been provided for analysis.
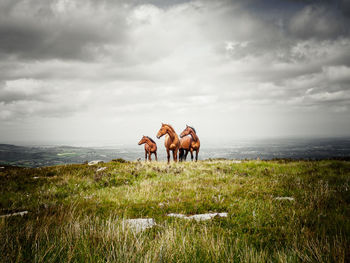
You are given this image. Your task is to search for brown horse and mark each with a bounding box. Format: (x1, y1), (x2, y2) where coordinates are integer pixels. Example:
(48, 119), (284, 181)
(156, 123), (180, 163)
(179, 136), (193, 161)
(138, 136), (157, 161)
(180, 125), (200, 161)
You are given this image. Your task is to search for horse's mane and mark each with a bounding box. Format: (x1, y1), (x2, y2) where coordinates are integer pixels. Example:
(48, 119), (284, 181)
(188, 126), (196, 134)
(164, 124), (176, 133)
(146, 136), (155, 144)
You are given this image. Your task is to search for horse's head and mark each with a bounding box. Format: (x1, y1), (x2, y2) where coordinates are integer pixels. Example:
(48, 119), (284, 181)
(180, 125), (191, 138)
(156, 123), (167, 139)
(138, 136), (147, 145)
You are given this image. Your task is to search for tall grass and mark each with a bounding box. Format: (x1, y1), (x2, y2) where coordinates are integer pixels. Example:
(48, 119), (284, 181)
(1, 160), (349, 262)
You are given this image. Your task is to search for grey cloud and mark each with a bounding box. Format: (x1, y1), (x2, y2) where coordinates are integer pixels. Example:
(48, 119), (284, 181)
(340, 0), (350, 17)
(214, 1), (350, 68)
(0, 0), (350, 141)
(132, 0), (191, 8)
(0, 99), (83, 120)
(288, 4), (349, 40)
(0, 0), (129, 60)
(0, 77), (93, 121)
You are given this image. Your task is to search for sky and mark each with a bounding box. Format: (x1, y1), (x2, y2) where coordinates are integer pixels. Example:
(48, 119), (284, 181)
(0, 0), (350, 146)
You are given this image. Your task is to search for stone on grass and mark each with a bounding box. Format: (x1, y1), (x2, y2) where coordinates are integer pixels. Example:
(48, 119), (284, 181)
(96, 167), (107, 172)
(123, 218), (156, 233)
(188, 213), (228, 221)
(88, 160), (104, 166)
(0, 211), (28, 218)
(167, 213), (187, 219)
(167, 212), (228, 221)
(275, 197), (294, 201)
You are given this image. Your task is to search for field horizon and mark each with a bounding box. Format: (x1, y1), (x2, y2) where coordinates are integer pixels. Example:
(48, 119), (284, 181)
(1, 136), (350, 168)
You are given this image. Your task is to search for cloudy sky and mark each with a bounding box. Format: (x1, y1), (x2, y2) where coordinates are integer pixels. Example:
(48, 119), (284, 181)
(0, 0), (350, 146)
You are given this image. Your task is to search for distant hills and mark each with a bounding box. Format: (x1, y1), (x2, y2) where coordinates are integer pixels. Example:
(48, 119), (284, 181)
(1, 138), (350, 167)
(0, 144), (129, 167)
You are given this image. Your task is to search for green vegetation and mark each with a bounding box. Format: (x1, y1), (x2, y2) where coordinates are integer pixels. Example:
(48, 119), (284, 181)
(1, 160), (350, 262)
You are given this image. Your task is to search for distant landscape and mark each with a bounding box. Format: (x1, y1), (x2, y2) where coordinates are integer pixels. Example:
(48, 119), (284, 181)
(1, 137), (350, 167)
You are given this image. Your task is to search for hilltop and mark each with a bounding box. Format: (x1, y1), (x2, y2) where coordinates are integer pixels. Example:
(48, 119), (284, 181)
(1, 160), (350, 262)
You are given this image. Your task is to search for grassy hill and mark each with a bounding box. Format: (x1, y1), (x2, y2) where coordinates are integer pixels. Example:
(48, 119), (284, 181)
(1, 160), (350, 262)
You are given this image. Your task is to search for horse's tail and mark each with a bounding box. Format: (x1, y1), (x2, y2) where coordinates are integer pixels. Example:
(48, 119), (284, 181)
(179, 148), (184, 162)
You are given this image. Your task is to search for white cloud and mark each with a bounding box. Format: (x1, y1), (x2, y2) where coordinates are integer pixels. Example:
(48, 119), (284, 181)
(324, 65), (350, 82)
(0, 0), (349, 144)
(3, 78), (43, 95)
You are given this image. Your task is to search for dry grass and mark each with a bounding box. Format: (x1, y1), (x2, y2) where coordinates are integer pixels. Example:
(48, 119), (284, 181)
(1, 160), (350, 262)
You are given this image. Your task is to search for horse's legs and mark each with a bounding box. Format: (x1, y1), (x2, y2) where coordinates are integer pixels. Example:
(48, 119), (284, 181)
(145, 151), (148, 161)
(166, 149), (170, 163)
(154, 152), (158, 161)
(195, 150), (199, 162)
(179, 149), (183, 162)
(190, 148), (194, 161)
(148, 150), (152, 161)
(173, 149), (178, 162)
(184, 150), (189, 161)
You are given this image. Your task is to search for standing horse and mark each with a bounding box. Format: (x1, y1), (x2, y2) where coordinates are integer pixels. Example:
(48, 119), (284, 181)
(179, 136), (193, 161)
(156, 123), (180, 163)
(138, 136), (158, 161)
(180, 125), (200, 161)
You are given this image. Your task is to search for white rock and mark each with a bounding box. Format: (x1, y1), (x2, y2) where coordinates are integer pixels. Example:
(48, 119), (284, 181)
(33, 177), (39, 179)
(167, 212), (228, 221)
(0, 211), (28, 218)
(167, 213), (187, 219)
(275, 197), (294, 201)
(96, 167), (107, 172)
(88, 160), (104, 166)
(123, 218), (156, 233)
(188, 213), (228, 221)
(232, 160), (241, 163)
(217, 212), (228, 217)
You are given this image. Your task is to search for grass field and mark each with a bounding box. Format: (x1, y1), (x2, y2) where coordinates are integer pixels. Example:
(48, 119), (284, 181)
(1, 159), (350, 262)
